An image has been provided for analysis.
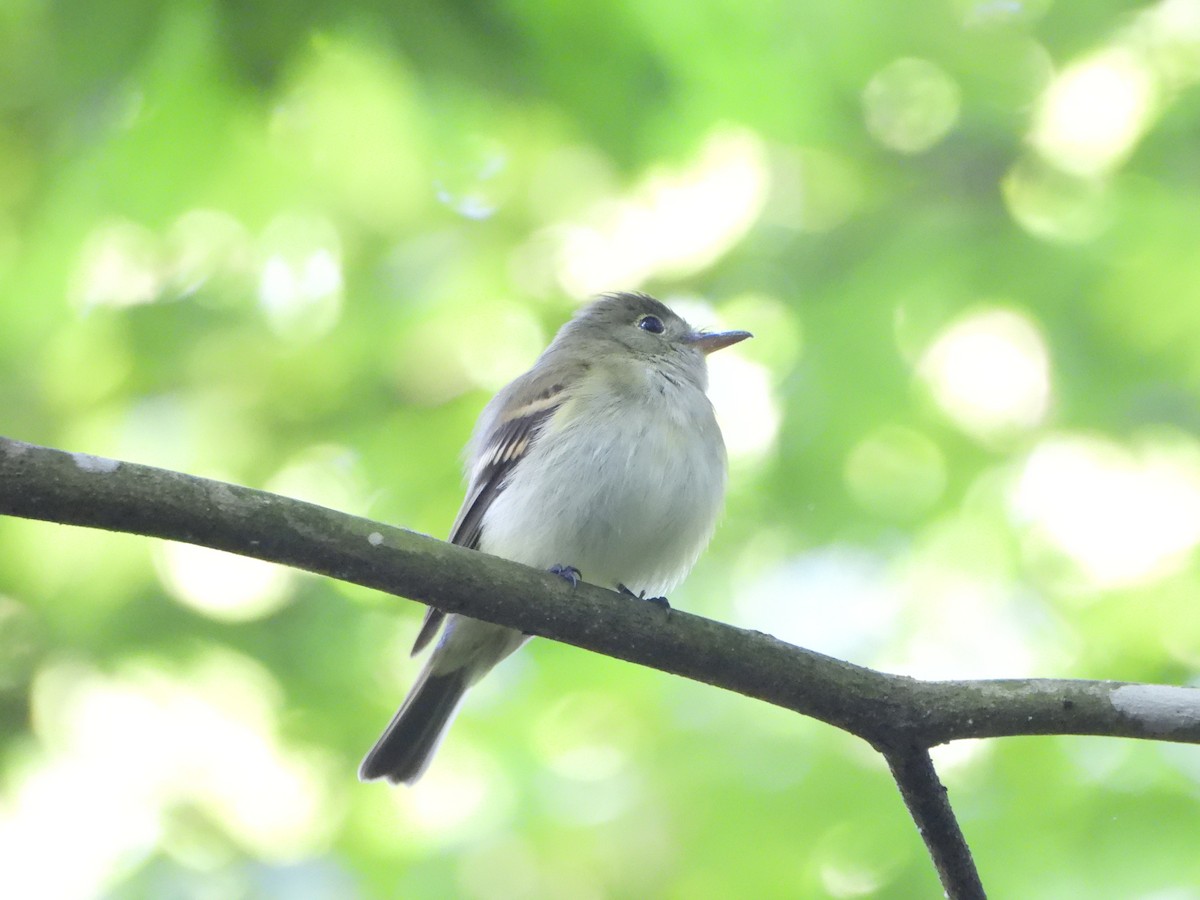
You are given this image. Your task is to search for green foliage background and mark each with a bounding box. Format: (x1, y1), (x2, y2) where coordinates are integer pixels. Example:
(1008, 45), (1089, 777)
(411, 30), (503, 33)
(2, 1), (1200, 897)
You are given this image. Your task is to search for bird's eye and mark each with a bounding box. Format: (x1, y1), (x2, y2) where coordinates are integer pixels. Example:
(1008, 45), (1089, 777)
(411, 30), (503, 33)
(638, 315), (665, 334)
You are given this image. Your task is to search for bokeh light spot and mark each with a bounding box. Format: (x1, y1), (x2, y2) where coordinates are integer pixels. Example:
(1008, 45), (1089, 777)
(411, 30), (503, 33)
(1032, 48), (1156, 177)
(555, 127), (768, 295)
(265, 443), (367, 513)
(889, 563), (1056, 678)
(434, 135), (511, 220)
(71, 220), (165, 310)
(1133, 0), (1200, 90)
(707, 351), (779, 463)
(393, 302), (548, 404)
(918, 307), (1051, 442)
(735, 545), (899, 661)
(6, 653), (331, 898)
(400, 746), (510, 842)
(157, 541), (293, 622)
(167, 209), (252, 298)
(1002, 157), (1113, 242)
(532, 692), (633, 782)
(257, 214), (344, 342)
(863, 58), (961, 154)
(1012, 432), (1200, 589)
(815, 821), (905, 898)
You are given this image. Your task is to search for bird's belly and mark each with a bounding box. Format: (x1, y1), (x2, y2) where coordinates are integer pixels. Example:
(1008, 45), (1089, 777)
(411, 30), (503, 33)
(478, 405), (724, 596)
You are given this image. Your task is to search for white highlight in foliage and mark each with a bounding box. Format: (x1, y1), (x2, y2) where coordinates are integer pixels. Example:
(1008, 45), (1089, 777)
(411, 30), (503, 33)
(1013, 434), (1200, 588)
(1, 655), (328, 899)
(918, 308), (1050, 441)
(863, 57), (961, 154)
(706, 350), (779, 462)
(157, 542), (292, 622)
(1032, 49), (1156, 177)
(71, 220), (164, 309)
(257, 214), (345, 342)
(555, 128), (768, 295)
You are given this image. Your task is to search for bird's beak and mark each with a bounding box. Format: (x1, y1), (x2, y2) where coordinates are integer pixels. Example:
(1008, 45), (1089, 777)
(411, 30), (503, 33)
(686, 329), (753, 355)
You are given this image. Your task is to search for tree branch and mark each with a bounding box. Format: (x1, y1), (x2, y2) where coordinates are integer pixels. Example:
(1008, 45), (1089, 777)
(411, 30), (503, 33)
(4, 435), (1200, 898)
(884, 744), (986, 900)
(3, 436), (1197, 747)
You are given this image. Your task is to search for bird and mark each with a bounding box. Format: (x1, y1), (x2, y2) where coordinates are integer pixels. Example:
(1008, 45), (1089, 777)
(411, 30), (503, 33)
(359, 291), (750, 784)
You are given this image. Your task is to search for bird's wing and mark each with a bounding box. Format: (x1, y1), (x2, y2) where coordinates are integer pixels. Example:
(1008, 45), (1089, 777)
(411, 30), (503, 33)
(410, 373), (574, 655)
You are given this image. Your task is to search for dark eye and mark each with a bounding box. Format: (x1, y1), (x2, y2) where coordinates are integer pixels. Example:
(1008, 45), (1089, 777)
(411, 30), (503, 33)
(637, 315), (665, 334)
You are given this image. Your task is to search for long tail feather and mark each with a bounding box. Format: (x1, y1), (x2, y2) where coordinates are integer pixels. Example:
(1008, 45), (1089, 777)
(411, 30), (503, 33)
(358, 667), (470, 785)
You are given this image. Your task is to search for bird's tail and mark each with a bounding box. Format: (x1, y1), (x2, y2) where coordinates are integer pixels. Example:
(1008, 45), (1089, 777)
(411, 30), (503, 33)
(358, 665), (470, 785)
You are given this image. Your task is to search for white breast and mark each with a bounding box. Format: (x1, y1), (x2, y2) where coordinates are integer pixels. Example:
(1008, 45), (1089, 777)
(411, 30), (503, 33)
(478, 369), (727, 596)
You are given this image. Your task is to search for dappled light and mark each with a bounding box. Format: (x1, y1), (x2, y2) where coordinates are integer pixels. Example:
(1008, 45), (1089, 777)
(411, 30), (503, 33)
(1012, 432), (1200, 590)
(917, 307), (1051, 443)
(815, 821), (901, 898)
(734, 544), (899, 663)
(257, 214), (345, 342)
(707, 349), (780, 463)
(554, 129), (768, 295)
(157, 541), (293, 621)
(400, 747), (510, 841)
(1, 654), (331, 897)
(169, 208), (253, 297)
(71, 220), (166, 310)
(1001, 156), (1114, 242)
(532, 692), (635, 785)
(434, 136), (512, 222)
(266, 443), (369, 512)
(1032, 49), (1157, 178)
(889, 560), (1069, 678)
(862, 58), (962, 154)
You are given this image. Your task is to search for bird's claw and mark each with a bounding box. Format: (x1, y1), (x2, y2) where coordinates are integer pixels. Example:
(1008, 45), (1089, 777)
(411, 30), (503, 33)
(549, 564), (581, 588)
(617, 583), (671, 611)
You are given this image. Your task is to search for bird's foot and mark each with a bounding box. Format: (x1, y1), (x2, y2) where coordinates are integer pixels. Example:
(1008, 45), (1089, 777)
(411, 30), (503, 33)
(549, 564), (582, 588)
(617, 583), (671, 611)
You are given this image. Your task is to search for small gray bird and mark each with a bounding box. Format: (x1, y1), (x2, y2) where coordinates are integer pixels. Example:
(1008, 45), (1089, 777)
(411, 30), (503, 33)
(359, 291), (750, 784)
